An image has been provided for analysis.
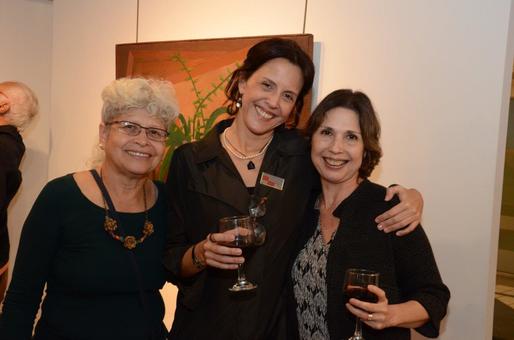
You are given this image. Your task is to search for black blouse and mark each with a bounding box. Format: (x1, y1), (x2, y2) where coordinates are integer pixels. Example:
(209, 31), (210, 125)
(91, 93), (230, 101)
(163, 119), (318, 340)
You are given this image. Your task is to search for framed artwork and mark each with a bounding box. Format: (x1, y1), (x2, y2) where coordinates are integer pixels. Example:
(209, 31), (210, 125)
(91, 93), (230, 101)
(116, 33), (313, 179)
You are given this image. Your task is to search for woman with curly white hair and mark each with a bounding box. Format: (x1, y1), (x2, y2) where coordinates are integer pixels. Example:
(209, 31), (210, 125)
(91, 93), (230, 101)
(0, 77), (179, 340)
(0, 81), (39, 305)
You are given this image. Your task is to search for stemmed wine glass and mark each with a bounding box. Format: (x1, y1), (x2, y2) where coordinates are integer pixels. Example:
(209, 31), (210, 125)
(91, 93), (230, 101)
(218, 195), (268, 292)
(219, 215), (258, 291)
(343, 268), (380, 340)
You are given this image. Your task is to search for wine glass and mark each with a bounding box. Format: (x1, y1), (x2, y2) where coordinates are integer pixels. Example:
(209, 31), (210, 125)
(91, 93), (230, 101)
(219, 215), (258, 291)
(343, 268), (380, 340)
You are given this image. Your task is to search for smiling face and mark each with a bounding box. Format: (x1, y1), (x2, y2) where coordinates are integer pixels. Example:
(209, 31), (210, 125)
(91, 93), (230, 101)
(100, 109), (166, 178)
(311, 107), (364, 190)
(236, 57), (303, 136)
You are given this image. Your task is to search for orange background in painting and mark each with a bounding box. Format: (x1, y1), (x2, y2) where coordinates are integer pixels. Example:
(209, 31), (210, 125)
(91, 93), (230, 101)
(116, 34), (313, 129)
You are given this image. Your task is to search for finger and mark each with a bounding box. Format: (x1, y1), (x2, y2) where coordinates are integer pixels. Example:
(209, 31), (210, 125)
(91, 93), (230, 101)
(205, 258), (240, 270)
(211, 231), (237, 243)
(384, 185), (404, 201)
(367, 285), (385, 298)
(375, 203), (405, 225)
(395, 220), (419, 236)
(367, 285), (388, 305)
(205, 243), (242, 257)
(346, 302), (381, 325)
(348, 298), (384, 314)
(204, 250), (244, 265)
(345, 302), (368, 319)
(381, 212), (418, 233)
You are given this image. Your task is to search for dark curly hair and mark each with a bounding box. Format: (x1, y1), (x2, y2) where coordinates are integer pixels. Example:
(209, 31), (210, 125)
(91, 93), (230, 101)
(224, 38), (315, 128)
(305, 89), (382, 179)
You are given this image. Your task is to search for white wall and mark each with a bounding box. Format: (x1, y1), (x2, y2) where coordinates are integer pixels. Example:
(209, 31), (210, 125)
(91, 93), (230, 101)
(0, 0), (52, 281)
(6, 0), (514, 338)
(137, 1), (514, 336)
(49, 0), (137, 179)
(308, 2), (513, 338)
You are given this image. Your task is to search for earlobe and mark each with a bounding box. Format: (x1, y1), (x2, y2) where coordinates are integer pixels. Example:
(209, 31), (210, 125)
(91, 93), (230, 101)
(0, 102), (10, 114)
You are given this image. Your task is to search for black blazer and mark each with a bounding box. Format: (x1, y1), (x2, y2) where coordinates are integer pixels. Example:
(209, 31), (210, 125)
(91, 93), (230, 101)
(164, 119), (317, 340)
(288, 179), (450, 340)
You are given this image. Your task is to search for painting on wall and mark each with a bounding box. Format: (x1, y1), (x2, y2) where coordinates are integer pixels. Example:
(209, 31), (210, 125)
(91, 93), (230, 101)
(116, 34), (313, 180)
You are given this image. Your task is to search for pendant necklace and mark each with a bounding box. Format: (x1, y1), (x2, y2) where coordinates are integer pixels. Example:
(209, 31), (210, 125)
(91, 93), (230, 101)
(222, 128), (273, 170)
(99, 169), (154, 249)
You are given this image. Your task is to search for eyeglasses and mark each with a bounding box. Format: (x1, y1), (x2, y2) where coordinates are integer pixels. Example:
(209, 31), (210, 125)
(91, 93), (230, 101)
(105, 120), (169, 142)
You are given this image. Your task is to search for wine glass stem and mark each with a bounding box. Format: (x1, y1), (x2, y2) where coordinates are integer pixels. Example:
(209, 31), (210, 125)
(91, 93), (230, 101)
(237, 263), (247, 284)
(354, 317), (363, 338)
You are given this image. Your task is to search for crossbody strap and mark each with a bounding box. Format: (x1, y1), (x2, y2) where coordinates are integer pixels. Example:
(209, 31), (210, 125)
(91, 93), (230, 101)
(90, 169), (160, 339)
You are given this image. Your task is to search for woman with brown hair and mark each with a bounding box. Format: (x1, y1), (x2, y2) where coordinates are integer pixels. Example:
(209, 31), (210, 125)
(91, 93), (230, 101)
(290, 89), (449, 339)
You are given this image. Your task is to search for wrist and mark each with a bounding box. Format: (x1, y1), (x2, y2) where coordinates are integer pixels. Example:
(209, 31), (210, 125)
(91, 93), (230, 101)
(387, 304), (403, 328)
(191, 242), (206, 269)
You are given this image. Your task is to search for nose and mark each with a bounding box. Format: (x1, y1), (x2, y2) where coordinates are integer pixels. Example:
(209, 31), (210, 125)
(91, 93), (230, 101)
(267, 91), (280, 109)
(133, 128), (150, 145)
(329, 136), (345, 153)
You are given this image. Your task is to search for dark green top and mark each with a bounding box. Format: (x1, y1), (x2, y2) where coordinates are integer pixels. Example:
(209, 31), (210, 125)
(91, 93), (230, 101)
(0, 174), (168, 340)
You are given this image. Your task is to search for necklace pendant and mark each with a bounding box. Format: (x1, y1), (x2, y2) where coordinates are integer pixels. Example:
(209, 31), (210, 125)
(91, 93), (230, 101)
(247, 160), (256, 170)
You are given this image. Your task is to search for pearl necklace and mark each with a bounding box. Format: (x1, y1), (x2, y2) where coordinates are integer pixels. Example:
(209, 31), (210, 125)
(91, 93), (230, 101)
(222, 128), (273, 170)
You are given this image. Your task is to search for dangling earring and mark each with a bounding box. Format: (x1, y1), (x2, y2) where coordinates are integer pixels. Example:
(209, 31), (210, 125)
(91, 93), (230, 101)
(236, 96), (242, 108)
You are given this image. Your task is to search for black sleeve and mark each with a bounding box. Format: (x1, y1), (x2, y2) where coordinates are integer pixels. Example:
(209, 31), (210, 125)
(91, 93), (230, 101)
(0, 180), (63, 340)
(0, 137), (21, 212)
(162, 147), (207, 309)
(392, 224), (450, 338)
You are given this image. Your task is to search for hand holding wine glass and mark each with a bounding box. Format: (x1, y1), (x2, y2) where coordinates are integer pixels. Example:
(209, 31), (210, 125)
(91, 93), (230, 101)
(343, 269), (380, 340)
(345, 284), (392, 330)
(201, 230), (244, 271)
(219, 215), (259, 291)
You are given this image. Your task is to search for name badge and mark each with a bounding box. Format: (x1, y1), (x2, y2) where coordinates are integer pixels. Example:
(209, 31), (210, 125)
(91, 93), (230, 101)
(260, 172), (285, 191)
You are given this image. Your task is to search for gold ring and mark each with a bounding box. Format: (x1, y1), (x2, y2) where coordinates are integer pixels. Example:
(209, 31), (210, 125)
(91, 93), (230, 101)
(367, 313), (373, 321)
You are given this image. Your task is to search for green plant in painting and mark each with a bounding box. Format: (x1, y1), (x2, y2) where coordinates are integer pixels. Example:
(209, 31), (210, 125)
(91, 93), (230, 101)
(158, 53), (235, 181)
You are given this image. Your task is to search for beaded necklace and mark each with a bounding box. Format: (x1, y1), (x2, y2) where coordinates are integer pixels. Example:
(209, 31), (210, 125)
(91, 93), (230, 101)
(100, 170), (154, 249)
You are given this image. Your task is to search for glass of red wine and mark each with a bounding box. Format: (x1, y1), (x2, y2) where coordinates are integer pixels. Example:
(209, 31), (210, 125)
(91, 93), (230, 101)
(219, 215), (258, 292)
(343, 268), (380, 340)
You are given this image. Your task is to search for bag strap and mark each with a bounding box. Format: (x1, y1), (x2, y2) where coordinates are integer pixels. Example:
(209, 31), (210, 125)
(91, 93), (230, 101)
(90, 169), (160, 339)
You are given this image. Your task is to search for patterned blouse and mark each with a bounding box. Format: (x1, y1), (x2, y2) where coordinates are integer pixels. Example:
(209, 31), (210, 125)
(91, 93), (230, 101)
(292, 219), (335, 340)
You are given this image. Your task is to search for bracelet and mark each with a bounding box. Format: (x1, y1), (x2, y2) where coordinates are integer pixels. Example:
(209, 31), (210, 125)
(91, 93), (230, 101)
(191, 244), (205, 269)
